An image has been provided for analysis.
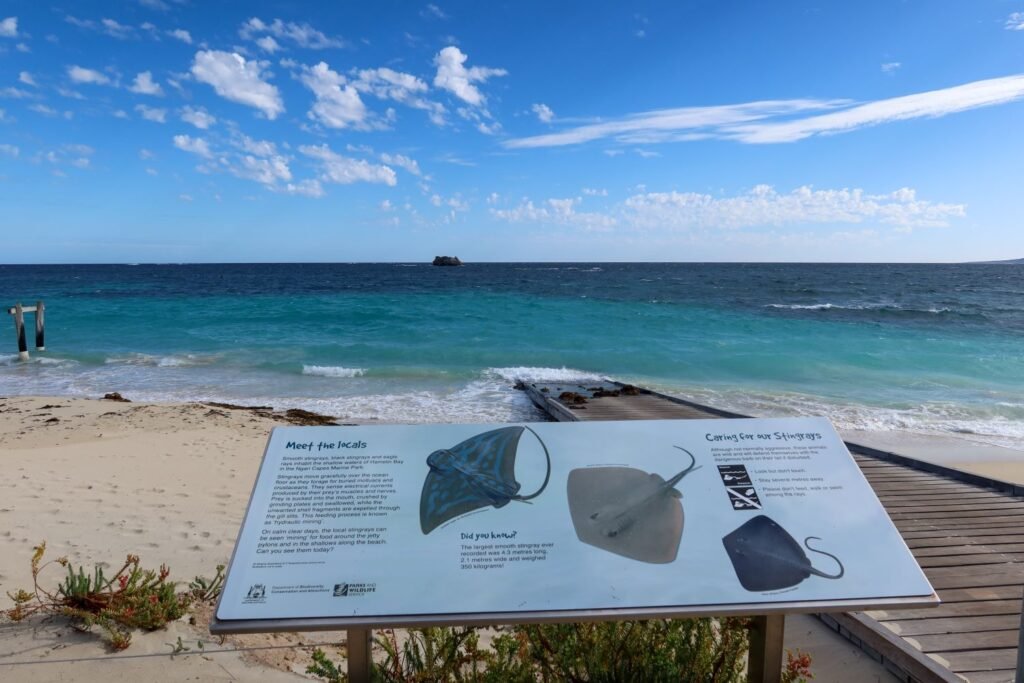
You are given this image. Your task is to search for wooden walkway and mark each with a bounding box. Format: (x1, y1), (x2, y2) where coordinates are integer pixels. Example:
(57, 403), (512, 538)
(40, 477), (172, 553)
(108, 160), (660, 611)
(523, 380), (1024, 683)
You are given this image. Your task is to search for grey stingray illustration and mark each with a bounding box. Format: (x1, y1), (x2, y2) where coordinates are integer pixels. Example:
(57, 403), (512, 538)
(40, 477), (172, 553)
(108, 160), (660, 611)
(566, 446), (700, 563)
(722, 515), (844, 592)
(419, 426), (551, 534)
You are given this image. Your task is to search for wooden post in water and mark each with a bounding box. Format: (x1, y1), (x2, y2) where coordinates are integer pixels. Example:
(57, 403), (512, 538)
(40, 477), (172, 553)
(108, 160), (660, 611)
(13, 302), (28, 361)
(35, 300), (45, 350)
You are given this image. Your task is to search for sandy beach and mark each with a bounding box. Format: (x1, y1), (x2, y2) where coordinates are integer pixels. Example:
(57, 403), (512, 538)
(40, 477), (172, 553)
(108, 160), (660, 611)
(2, 394), (994, 681)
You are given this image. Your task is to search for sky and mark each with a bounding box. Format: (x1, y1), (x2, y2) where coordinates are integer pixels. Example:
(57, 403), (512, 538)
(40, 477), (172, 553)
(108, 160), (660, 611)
(2, 1), (1024, 263)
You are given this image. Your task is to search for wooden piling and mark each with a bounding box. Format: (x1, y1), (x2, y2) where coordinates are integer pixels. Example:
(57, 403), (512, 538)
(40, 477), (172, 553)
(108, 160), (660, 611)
(35, 300), (45, 350)
(13, 302), (28, 361)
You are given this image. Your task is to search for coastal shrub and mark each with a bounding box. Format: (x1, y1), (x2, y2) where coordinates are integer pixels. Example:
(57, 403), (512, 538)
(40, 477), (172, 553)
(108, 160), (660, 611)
(4, 542), (225, 650)
(307, 617), (810, 682)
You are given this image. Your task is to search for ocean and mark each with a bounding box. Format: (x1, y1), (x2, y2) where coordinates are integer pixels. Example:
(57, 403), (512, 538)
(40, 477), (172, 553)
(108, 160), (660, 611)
(1, 263), (1022, 447)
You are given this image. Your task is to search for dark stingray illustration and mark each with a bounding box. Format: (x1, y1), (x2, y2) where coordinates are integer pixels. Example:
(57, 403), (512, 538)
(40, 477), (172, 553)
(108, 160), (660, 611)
(567, 446), (700, 563)
(420, 426), (551, 534)
(722, 515), (845, 592)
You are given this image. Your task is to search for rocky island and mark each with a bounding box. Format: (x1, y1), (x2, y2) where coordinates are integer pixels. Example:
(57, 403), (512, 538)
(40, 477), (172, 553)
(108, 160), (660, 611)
(432, 255), (463, 266)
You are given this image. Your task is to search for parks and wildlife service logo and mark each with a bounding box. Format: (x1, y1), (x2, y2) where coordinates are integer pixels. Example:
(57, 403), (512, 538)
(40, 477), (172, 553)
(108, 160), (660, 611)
(243, 584), (267, 604)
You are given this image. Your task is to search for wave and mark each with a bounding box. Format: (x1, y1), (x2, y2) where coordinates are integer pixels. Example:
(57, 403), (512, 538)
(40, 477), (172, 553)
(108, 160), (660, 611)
(105, 353), (219, 367)
(485, 366), (602, 383)
(302, 365), (367, 378)
(0, 354), (78, 367)
(765, 302), (959, 315)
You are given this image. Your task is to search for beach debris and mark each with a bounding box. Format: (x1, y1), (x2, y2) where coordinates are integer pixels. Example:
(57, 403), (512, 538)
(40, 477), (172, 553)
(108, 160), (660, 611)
(102, 392), (131, 402)
(282, 408), (338, 426)
(44, 417), (59, 424)
(559, 391), (588, 404)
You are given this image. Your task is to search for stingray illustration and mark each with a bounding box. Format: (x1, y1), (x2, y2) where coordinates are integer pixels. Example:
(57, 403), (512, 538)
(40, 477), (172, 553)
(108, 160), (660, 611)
(722, 515), (845, 592)
(566, 446), (700, 564)
(419, 426), (551, 534)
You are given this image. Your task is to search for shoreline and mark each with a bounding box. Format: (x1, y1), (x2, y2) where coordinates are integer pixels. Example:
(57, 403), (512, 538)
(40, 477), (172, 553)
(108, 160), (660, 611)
(2, 393), (1012, 681)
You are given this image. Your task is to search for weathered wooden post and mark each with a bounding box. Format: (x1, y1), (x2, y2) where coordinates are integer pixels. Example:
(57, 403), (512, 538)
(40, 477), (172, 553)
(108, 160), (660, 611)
(13, 302), (28, 361)
(747, 614), (785, 683)
(347, 627), (372, 683)
(35, 300), (45, 351)
(1015, 592), (1024, 682)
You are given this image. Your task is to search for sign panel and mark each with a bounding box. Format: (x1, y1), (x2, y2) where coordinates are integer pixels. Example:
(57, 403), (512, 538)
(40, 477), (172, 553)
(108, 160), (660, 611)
(214, 418), (935, 628)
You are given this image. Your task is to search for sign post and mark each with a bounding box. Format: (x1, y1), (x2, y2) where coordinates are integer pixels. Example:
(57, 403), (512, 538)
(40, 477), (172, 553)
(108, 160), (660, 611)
(211, 418), (937, 682)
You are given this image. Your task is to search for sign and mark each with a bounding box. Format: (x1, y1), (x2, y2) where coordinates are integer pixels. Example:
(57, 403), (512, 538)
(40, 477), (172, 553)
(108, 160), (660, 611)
(212, 417), (935, 631)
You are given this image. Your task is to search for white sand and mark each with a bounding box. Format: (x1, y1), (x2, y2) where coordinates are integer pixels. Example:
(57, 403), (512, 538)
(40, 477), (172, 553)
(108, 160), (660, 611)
(0, 395), (919, 681)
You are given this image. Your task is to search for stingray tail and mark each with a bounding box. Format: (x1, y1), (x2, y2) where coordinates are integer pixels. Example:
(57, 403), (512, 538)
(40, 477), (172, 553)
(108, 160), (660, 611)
(513, 426), (551, 502)
(664, 446), (701, 488)
(804, 536), (845, 580)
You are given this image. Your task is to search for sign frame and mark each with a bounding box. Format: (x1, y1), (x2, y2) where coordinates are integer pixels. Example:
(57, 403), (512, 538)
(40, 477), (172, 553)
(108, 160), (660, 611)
(209, 419), (939, 682)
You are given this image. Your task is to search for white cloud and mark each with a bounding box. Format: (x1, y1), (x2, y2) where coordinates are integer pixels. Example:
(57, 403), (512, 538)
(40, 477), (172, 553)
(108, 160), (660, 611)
(0, 17), (18, 38)
(139, 148), (155, 160)
(423, 4), (447, 19)
(57, 87), (85, 100)
(284, 179), (324, 197)
(507, 74), (1024, 148)
(30, 104), (58, 117)
(433, 46), (506, 106)
(621, 185), (965, 230)
(353, 67), (447, 125)
(129, 71), (164, 96)
(379, 152), (421, 175)
(179, 193), (193, 202)
(0, 87), (32, 99)
(1006, 12), (1024, 30)
(881, 62), (901, 74)
(380, 199), (393, 211)
(239, 17), (343, 49)
(492, 197), (617, 231)
(16, 43), (29, 53)
(113, 109), (128, 119)
(233, 134), (277, 157)
(68, 66), (112, 85)
(730, 74), (1024, 143)
(191, 50), (284, 119)
(300, 62), (368, 129)
(492, 185), (965, 234)
(582, 187), (608, 196)
(135, 104), (166, 122)
(0, 144), (18, 157)
(180, 105), (216, 129)
(101, 18), (133, 39)
(231, 154), (292, 185)
(635, 148), (660, 158)
(168, 29), (192, 44)
(256, 36), (280, 53)
(18, 71), (36, 86)
(173, 134), (212, 158)
(300, 143), (397, 186)
(0, 108), (10, 123)
(531, 103), (554, 123)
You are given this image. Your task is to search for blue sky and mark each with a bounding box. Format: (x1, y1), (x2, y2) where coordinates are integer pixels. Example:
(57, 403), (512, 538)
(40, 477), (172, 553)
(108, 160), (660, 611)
(2, 1), (1024, 263)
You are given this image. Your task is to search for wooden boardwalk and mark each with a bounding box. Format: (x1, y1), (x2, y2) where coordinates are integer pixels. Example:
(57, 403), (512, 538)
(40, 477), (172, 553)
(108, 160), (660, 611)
(524, 380), (1024, 683)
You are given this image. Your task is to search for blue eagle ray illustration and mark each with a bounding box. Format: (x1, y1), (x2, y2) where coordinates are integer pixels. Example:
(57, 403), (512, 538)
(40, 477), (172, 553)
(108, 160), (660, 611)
(420, 426), (551, 534)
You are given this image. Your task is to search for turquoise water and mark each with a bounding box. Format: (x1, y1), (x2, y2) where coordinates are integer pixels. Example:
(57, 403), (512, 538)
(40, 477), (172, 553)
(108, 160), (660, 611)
(1, 263), (1022, 445)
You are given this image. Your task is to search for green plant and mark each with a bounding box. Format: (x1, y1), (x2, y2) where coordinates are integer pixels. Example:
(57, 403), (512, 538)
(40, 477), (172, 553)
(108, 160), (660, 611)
(4, 542), (226, 651)
(307, 617), (798, 683)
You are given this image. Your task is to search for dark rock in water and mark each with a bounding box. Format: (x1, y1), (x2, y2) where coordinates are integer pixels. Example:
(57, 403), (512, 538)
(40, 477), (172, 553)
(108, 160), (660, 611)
(621, 384), (641, 396)
(512, 380), (527, 391)
(102, 392), (131, 402)
(432, 255), (463, 266)
(592, 389), (621, 398)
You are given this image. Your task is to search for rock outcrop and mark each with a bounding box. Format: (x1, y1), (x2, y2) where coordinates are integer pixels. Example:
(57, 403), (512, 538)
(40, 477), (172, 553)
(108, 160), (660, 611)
(432, 255), (463, 266)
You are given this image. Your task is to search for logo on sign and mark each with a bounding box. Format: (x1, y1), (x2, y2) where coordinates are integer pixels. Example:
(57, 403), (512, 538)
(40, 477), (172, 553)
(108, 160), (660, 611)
(242, 584), (267, 604)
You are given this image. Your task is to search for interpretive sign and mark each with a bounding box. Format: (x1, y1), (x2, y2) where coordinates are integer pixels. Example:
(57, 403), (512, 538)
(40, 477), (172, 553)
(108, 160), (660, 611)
(212, 417), (935, 631)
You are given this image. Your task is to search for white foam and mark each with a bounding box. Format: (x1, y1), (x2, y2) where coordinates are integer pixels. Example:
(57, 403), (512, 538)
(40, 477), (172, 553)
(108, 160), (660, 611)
(105, 353), (217, 367)
(485, 366), (601, 383)
(302, 365), (367, 378)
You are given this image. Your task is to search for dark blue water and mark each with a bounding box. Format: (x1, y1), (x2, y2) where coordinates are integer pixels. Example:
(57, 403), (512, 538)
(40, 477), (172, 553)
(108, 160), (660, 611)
(2, 263), (1022, 445)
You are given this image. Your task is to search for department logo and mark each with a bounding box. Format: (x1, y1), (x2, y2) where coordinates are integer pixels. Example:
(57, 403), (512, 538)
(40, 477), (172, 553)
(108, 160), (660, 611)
(242, 584), (267, 603)
(333, 583), (349, 597)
